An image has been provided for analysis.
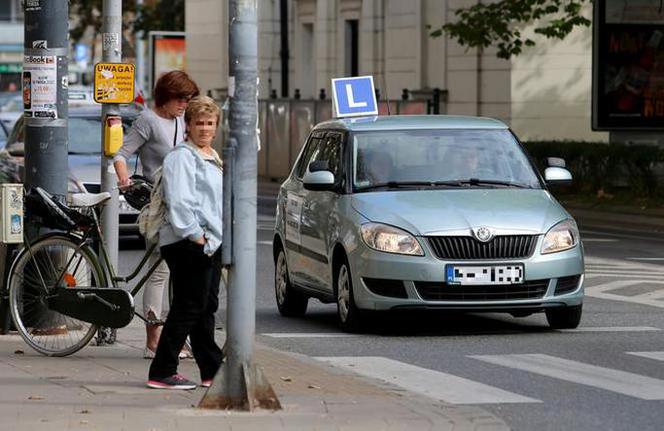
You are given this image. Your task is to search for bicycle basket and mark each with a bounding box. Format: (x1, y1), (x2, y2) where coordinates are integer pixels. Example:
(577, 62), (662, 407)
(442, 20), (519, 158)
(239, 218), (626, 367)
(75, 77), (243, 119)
(25, 187), (95, 231)
(122, 174), (153, 211)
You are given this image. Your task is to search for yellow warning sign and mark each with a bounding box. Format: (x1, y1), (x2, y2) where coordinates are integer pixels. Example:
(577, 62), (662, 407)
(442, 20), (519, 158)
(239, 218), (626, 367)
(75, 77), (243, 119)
(94, 63), (136, 104)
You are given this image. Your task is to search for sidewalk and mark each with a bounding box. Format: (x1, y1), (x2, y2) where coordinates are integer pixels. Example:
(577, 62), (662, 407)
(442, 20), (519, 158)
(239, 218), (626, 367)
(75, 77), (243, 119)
(0, 321), (508, 431)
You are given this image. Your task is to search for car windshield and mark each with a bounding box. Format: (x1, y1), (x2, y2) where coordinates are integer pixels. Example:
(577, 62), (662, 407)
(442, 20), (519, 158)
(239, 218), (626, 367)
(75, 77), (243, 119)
(352, 129), (541, 190)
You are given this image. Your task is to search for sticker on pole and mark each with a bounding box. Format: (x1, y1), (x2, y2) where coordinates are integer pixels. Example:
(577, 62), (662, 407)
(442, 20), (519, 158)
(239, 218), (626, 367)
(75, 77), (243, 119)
(94, 63), (136, 104)
(23, 55), (57, 119)
(331, 76), (378, 118)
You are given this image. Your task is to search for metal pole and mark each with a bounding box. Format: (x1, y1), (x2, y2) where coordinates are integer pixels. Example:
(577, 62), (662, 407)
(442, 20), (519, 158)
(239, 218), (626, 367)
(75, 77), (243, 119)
(23, 0), (69, 210)
(101, 0), (121, 291)
(199, 0), (279, 410)
(135, 0), (146, 94)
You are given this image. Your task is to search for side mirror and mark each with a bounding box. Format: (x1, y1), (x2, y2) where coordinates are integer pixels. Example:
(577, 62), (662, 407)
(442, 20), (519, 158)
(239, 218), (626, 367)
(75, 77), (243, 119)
(547, 157), (566, 168)
(303, 170), (335, 191)
(544, 166), (572, 185)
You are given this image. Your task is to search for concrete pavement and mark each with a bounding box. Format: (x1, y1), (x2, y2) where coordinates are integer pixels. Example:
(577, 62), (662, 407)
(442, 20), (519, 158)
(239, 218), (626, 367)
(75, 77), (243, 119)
(0, 320), (508, 431)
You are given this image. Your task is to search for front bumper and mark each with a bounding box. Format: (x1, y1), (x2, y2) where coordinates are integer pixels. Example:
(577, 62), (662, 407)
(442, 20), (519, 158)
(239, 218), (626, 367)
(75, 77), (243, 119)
(347, 235), (584, 312)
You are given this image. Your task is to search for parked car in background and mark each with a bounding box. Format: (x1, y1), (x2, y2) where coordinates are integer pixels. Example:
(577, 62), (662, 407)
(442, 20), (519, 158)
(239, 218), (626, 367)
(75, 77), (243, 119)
(0, 93), (22, 132)
(5, 106), (142, 234)
(274, 115), (584, 332)
(0, 121), (8, 150)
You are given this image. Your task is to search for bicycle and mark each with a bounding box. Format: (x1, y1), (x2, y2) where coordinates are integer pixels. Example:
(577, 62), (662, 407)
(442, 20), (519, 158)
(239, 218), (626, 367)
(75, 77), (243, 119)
(6, 181), (167, 356)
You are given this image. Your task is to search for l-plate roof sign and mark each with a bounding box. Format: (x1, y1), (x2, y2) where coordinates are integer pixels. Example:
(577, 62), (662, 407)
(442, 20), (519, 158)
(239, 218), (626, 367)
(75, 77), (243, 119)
(331, 76), (378, 118)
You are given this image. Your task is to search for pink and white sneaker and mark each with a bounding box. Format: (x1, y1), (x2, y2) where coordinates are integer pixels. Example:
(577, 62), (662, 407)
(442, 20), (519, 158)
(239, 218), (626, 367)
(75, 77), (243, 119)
(147, 374), (197, 390)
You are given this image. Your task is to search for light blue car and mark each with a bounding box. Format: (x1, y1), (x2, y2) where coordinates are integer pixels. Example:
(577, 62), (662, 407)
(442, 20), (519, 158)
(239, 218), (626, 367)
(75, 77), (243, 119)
(273, 115), (584, 332)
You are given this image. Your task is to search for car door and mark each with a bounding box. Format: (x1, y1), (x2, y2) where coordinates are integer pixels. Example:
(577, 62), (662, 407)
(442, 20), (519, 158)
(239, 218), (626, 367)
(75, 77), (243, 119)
(283, 132), (324, 287)
(299, 131), (344, 292)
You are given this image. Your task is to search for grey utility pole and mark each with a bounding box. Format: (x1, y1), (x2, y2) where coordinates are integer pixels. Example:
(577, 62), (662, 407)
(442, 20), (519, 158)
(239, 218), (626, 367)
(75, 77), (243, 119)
(23, 0), (69, 210)
(199, 0), (280, 411)
(135, 0), (146, 94)
(100, 0), (122, 277)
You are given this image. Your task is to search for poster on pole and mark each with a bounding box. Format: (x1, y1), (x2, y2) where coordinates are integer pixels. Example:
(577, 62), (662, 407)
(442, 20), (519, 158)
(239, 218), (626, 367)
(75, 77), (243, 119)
(22, 54), (57, 119)
(593, 0), (664, 130)
(148, 31), (186, 94)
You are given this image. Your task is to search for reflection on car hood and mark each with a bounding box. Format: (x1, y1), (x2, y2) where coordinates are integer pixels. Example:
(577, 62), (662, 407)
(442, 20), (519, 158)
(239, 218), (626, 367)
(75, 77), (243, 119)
(350, 189), (570, 236)
(69, 154), (138, 185)
(69, 154), (101, 184)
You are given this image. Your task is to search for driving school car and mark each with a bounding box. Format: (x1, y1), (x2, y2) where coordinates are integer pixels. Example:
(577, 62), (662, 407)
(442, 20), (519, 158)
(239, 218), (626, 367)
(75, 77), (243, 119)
(273, 115), (584, 332)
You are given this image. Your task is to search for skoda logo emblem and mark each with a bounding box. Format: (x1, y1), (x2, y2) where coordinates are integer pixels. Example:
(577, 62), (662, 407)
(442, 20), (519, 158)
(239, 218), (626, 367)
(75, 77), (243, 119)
(473, 227), (494, 243)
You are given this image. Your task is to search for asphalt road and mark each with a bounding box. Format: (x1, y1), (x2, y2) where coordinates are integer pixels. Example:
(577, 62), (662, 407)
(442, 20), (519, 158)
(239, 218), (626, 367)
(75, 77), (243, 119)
(119, 219), (664, 431)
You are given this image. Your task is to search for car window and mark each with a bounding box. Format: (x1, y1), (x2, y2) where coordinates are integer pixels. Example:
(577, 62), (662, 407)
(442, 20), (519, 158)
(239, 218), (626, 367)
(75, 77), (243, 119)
(352, 129), (541, 189)
(311, 132), (342, 178)
(295, 136), (322, 179)
(8, 115), (135, 154)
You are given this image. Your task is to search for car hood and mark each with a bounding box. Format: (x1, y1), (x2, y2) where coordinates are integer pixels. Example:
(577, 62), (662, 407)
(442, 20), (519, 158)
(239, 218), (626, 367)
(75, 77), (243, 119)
(350, 189), (571, 236)
(69, 154), (102, 184)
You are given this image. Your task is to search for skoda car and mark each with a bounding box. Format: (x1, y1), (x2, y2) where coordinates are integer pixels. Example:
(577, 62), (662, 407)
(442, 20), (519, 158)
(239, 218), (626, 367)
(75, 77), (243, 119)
(273, 115), (584, 332)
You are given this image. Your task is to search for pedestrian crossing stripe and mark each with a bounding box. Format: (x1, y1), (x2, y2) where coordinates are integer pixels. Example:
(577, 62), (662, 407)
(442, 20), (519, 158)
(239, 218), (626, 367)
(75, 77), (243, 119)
(314, 353), (664, 405)
(471, 354), (664, 400)
(314, 356), (540, 404)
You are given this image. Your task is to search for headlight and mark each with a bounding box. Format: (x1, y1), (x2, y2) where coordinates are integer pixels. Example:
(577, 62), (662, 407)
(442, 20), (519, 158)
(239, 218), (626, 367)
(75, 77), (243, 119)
(360, 223), (423, 256)
(541, 219), (579, 254)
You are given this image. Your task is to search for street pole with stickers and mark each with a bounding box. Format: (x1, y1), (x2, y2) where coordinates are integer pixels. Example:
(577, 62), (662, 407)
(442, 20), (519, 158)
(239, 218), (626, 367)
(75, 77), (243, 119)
(94, 0), (136, 344)
(22, 0), (69, 212)
(198, 0), (280, 411)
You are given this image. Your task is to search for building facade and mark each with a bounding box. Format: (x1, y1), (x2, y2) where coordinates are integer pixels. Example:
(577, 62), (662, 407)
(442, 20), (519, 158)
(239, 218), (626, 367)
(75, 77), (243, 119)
(186, 0), (607, 142)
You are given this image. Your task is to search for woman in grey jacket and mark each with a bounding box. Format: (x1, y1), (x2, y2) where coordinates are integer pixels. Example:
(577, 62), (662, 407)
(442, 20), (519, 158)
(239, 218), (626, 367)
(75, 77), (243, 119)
(113, 70), (199, 358)
(147, 96), (224, 390)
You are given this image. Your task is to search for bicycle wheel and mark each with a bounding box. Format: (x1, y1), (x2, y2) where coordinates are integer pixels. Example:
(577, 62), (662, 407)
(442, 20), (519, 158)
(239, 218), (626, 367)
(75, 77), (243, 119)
(8, 234), (106, 356)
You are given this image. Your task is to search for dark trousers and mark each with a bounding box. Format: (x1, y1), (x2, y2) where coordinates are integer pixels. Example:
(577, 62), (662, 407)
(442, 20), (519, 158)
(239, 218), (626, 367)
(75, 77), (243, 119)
(148, 240), (223, 380)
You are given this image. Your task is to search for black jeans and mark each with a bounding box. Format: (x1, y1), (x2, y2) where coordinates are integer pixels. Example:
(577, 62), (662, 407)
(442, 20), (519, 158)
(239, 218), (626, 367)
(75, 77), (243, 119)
(148, 239), (223, 380)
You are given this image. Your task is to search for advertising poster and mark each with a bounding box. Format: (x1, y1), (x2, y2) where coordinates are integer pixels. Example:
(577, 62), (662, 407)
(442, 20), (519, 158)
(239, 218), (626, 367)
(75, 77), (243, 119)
(22, 54), (57, 119)
(149, 32), (185, 92)
(594, 0), (664, 129)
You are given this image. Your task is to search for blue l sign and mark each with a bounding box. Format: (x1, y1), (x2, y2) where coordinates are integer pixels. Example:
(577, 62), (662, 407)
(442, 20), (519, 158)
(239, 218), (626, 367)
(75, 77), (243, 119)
(331, 76), (378, 118)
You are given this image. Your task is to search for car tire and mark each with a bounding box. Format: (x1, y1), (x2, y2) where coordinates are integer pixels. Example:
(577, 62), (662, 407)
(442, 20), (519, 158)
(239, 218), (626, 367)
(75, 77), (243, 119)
(274, 247), (308, 317)
(545, 304), (582, 329)
(336, 259), (364, 333)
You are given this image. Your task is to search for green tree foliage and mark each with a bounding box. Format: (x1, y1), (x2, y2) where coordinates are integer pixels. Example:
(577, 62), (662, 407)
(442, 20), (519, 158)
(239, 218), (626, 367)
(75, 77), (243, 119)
(69, 0), (184, 44)
(430, 0), (591, 59)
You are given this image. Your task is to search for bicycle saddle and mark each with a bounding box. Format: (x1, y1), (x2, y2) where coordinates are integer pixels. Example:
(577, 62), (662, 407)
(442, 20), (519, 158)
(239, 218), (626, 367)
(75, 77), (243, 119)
(70, 192), (112, 208)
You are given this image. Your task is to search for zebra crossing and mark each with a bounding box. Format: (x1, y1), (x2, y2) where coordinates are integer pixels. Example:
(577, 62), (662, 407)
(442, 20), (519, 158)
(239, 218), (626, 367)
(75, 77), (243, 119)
(584, 256), (664, 308)
(315, 351), (664, 405)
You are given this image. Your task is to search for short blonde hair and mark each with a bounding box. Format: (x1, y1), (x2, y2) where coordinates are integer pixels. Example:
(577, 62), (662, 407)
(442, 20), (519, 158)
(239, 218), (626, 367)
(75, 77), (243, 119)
(185, 95), (221, 125)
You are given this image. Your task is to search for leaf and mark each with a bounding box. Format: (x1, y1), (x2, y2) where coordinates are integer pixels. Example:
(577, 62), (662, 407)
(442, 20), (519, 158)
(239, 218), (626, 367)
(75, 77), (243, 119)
(280, 376), (293, 382)
(14, 350), (24, 355)
(28, 395), (44, 400)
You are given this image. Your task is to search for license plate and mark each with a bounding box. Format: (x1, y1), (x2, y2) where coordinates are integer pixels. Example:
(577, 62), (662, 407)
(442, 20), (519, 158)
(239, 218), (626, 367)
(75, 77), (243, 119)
(446, 265), (524, 285)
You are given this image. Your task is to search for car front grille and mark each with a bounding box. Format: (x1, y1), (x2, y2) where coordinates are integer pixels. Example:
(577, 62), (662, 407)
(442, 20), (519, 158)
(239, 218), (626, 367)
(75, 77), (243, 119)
(427, 235), (538, 260)
(554, 275), (581, 295)
(414, 279), (549, 301)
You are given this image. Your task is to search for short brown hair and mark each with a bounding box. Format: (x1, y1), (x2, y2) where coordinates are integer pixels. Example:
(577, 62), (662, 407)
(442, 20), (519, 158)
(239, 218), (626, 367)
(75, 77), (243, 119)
(153, 70), (200, 107)
(185, 95), (221, 126)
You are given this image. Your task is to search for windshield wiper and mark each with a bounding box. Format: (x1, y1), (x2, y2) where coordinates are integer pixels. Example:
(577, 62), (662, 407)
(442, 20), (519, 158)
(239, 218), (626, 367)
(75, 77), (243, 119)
(357, 181), (467, 191)
(461, 178), (533, 188)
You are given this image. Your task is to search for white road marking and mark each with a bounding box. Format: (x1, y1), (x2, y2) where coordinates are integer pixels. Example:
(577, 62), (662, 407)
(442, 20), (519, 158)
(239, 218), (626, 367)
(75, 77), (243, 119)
(584, 280), (647, 293)
(472, 354), (664, 400)
(627, 257), (664, 261)
(626, 351), (664, 362)
(262, 333), (357, 338)
(315, 356), (539, 405)
(257, 240), (273, 245)
(557, 326), (660, 333)
(583, 238), (619, 243)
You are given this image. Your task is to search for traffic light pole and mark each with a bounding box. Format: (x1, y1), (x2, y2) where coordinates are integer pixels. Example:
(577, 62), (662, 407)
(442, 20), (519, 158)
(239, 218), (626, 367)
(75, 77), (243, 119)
(23, 0), (69, 208)
(199, 0), (280, 411)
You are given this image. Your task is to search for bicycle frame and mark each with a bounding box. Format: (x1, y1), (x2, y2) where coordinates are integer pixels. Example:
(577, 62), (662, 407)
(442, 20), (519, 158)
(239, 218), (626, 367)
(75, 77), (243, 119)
(20, 207), (166, 326)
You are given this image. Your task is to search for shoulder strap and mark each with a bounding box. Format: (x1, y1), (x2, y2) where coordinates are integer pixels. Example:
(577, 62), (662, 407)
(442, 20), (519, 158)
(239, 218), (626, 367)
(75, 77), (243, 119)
(173, 119), (178, 147)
